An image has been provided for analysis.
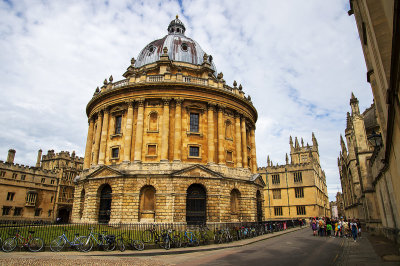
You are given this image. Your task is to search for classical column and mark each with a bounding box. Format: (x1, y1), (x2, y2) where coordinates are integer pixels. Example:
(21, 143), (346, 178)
(83, 117), (95, 169)
(217, 106), (225, 164)
(134, 98), (145, 162)
(173, 98), (183, 161)
(250, 126), (257, 173)
(241, 116), (248, 168)
(207, 103), (216, 164)
(123, 100), (134, 162)
(98, 107), (110, 165)
(161, 98), (171, 161)
(234, 112), (242, 167)
(92, 112), (103, 165)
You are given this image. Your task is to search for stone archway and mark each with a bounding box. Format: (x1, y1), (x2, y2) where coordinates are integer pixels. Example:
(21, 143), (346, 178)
(186, 184), (206, 225)
(256, 190), (263, 222)
(98, 184), (112, 223)
(139, 185), (156, 222)
(57, 208), (70, 223)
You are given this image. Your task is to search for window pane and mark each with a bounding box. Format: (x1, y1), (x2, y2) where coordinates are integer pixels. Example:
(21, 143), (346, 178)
(115, 116), (122, 134)
(189, 146), (199, 157)
(190, 113), (199, 132)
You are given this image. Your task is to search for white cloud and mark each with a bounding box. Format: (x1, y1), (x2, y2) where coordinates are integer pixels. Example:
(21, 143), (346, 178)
(0, 0), (372, 201)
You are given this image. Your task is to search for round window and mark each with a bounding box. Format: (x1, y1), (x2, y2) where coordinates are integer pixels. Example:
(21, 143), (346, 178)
(181, 43), (188, 52)
(148, 45), (155, 55)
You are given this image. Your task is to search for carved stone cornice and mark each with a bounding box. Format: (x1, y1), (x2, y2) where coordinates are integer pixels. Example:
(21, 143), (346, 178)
(162, 97), (171, 106)
(175, 97), (184, 106)
(136, 98), (145, 107)
(125, 99), (134, 108)
(207, 102), (216, 111)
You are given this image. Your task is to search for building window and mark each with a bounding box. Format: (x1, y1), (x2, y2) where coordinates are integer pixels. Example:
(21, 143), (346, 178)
(50, 196), (54, 203)
(34, 208), (41, 217)
(230, 189), (240, 214)
(274, 207), (283, 216)
(272, 174), (280, 184)
(272, 189), (281, 199)
(189, 146), (200, 158)
(115, 115), (122, 134)
(189, 113), (199, 132)
(225, 120), (233, 139)
(148, 112), (158, 132)
(295, 187), (304, 198)
(51, 179), (55, 185)
(296, 206), (306, 215)
(111, 147), (119, 159)
(21, 174), (26, 180)
(13, 207), (22, 216)
(226, 151), (233, 162)
(2, 206), (11, 216)
(147, 144), (157, 156)
(41, 178), (45, 183)
(12, 173), (17, 179)
(6, 192), (15, 201)
(0, 171), (6, 177)
(26, 192), (37, 206)
(48, 210), (52, 217)
(294, 172), (302, 183)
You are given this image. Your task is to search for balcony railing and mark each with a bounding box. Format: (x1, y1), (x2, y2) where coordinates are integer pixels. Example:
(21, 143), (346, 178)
(147, 75), (164, 82)
(111, 79), (129, 89)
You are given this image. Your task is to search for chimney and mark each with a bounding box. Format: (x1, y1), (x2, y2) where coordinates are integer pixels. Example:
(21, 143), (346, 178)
(6, 149), (16, 164)
(36, 149), (42, 168)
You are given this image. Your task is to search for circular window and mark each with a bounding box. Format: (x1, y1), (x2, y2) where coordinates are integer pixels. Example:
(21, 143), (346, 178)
(148, 45), (155, 55)
(181, 43), (188, 52)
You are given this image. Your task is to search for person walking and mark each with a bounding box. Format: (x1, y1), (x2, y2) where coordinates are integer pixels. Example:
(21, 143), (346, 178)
(350, 219), (358, 242)
(311, 219), (318, 236)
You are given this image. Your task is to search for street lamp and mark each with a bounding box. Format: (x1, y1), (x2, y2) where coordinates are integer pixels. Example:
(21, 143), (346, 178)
(367, 130), (382, 148)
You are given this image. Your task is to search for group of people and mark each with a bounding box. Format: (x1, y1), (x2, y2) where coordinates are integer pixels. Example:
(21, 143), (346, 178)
(310, 217), (361, 242)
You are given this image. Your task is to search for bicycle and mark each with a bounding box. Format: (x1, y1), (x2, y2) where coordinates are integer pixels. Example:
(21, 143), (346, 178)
(78, 227), (113, 252)
(50, 230), (83, 252)
(181, 229), (199, 247)
(142, 225), (169, 249)
(199, 225), (211, 245)
(2, 230), (43, 252)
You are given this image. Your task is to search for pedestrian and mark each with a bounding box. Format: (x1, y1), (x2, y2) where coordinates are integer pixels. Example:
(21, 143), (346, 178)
(326, 222), (332, 237)
(311, 219), (317, 236)
(356, 219), (362, 238)
(350, 219), (358, 242)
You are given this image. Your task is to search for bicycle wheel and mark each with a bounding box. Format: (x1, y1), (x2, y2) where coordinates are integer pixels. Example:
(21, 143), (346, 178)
(117, 238), (125, 252)
(192, 236), (199, 247)
(173, 235), (181, 248)
(142, 230), (153, 243)
(50, 236), (66, 252)
(28, 237), (44, 252)
(78, 236), (93, 252)
(104, 237), (114, 251)
(2, 237), (17, 252)
(163, 237), (170, 250)
(133, 240), (145, 251)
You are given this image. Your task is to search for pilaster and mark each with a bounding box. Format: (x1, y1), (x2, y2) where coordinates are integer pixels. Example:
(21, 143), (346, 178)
(92, 112), (103, 165)
(123, 100), (134, 162)
(83, 117), (95, 169)
(207, 103), (216, 164)
(235, 112), (242, 167)
(98, 107), (110, 165)
(161, 98), (171, 161)
(174, 98), (183, 161)
(134, 98), (145, 162)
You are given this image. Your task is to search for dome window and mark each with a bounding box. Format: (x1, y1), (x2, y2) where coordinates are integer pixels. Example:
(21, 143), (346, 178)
(148, 45), (155, 55)
(181, 43), (188, 52)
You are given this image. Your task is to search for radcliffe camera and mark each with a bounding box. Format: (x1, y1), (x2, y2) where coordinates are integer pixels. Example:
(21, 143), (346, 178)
(0, 1), (399, 265)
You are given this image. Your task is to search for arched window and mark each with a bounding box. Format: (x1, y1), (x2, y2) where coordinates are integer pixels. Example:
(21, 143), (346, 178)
(79, 189), (85, 219)
(139, 185), (156, 222)
(98, 184), (112, 223)
(186, 184), (206, 225)
(225, 120), (233, 139)
(230, 189), (240, 214)
(148, 112), (158, 132)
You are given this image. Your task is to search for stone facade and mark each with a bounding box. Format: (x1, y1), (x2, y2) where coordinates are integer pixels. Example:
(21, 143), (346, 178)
(0, 149), (83, 222)
(258, 134), (330, 220)
(347, 0), (400, 242)
(72, 17), (264, 224)
(338, 95), (381, 231)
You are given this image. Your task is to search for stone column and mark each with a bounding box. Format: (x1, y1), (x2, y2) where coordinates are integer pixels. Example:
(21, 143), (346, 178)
(250, 126), (257, 173)
(234, 113), (242, 167)
(123, 101), (134, 162)
(134, 98), (145, 162)
(207, 103), (216, 164)
(174, 98), (183, 161)
(217, 106), (225, 164)
(161, 98), (171, 161)
(92, 112), (103, 165)
(83, 117), (95, 169)
(98, 107), (110, 165)
(241, 116), (248, 168)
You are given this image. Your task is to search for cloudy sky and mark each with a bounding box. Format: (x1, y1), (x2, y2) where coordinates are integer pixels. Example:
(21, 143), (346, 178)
(0, 0), (373, 200)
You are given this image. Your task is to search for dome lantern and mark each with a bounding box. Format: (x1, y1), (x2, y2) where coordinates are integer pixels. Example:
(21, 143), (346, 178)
(167, 15), (186, 35)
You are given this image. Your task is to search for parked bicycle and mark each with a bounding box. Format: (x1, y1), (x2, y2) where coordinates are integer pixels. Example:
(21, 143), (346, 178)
(142, 225), (170, 249)
(2, 230), (43, 252)
(78, 227), (114, 252)
(50, 229), (83, 252)
(181, 229), (199, 247)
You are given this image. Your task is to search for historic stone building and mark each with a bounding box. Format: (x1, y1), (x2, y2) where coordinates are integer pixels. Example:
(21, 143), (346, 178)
(258, 134), (330, 220)
(71, 17), (264, 224)
(346, 0), (399, 242)
(0, 149), (83, 222)
(338, 94), (381, 232)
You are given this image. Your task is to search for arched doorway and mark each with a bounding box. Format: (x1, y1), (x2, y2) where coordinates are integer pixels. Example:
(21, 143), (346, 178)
(98, 184), (112, 223)
(256, 190), (263, 222)
(139, 185), (156, 222)
(186, 184), (206, 225)
(57, 208), (70, 223)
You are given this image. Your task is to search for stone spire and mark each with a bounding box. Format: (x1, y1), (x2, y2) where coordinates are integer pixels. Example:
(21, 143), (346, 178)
(346, 112), (352, 130)
(285, 153), (289, 164)
(295, 137), (299, 148)
(301, 138), (304, 147)
(312, 132), (318, 147)
(267, 155), (270, 166)
(350, 92), (360, 115)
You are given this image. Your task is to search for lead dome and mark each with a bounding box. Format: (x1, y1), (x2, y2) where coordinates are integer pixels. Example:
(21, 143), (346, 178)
(134, 16), (217, 73)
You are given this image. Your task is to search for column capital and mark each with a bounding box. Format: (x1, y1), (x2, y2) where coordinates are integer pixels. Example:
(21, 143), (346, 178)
(101, 105), (110, 114)
(88, 116), (95, 124)
(217, 105), (226, 112)
(125, 99), (134, 108)
(162, 97), (172, 105)
(208, 102), (216, 110)
(136, 98), (145, 107)
(175, 97), (184, 106)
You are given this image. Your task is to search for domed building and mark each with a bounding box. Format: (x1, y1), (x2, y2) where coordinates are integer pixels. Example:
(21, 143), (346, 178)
(71, 16), (264, 224)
